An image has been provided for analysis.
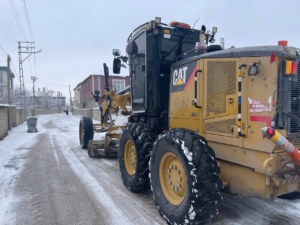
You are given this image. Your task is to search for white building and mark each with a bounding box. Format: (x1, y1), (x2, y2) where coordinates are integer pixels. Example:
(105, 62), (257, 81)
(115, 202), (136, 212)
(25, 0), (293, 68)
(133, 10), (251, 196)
(0, 66), (14, 89)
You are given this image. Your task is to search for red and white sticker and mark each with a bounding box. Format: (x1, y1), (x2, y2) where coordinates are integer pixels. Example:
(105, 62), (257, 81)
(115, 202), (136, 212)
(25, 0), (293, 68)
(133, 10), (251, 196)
(248, 96), (271, 113)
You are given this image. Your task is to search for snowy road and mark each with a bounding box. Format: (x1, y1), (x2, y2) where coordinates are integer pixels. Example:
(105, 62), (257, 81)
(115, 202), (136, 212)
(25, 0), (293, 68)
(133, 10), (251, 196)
(0, 114), (300, 225)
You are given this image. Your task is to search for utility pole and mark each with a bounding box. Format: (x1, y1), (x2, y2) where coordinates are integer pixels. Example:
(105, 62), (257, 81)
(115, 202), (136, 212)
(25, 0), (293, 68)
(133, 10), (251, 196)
(69, 85), (72, 107)
(18, 41), (42, 121)
(57, 91), (61, 113)
(31, 76), (38, 107)
(7, 55), (12, 130)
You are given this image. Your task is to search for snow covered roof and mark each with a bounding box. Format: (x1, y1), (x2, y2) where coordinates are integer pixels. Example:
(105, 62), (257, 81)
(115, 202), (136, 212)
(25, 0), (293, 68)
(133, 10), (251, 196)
(73, 82), (82, 90)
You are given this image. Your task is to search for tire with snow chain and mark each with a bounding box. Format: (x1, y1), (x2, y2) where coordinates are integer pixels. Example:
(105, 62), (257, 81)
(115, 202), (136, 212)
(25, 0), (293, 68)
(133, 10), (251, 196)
(119, 123), (155, 193)
(79, 116), (94, 149)
(150, 128), (223, 225)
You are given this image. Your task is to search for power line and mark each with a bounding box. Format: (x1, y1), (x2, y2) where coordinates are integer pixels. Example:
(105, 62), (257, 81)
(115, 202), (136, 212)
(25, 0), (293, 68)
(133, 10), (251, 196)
(37, 80), (78, 87)
(0, 45), (20, 81)
(9, 0), (27, 40)
(34, 51), (37, 77)
(0, 48), (18, 56)
(11, 61), (20, 81)
(22, 0), (34, 41)
(0, 45), (8, 55)
(28, 56), (32, 77)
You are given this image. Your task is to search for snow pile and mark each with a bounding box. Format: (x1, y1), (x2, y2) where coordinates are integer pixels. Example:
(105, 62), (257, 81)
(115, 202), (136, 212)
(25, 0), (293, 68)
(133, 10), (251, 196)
(93, 132), (106, 140)
(112, 114), (129, 126)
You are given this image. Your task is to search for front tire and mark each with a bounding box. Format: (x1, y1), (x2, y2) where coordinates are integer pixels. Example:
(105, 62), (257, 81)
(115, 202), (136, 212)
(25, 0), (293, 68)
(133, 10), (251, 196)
(79, 116), (94, 149)
(118, 123), (155, 193)
(150, 129), (223, 225)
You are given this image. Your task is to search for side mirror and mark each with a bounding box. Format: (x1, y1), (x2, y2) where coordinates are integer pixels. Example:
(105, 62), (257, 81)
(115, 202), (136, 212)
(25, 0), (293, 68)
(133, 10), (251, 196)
(113, 58), (121, 74)
(126, 41), (138, 55)
(112, 49), (121, 57)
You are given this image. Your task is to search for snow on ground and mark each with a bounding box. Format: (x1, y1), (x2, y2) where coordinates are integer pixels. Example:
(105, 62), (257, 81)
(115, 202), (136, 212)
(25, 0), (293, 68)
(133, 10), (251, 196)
(0, 117), (46, 224)
(0, 113), (300, 225)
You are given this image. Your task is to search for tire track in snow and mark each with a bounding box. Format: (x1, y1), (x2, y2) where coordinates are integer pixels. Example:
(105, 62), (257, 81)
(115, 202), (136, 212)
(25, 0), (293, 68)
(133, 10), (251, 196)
(53, 132), (164, 225)
(50, 134), (135, 225)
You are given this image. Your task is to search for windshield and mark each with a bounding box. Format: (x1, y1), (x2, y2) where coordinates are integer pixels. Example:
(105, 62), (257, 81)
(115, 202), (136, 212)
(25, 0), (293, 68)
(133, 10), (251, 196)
(161, 30), (199, 63)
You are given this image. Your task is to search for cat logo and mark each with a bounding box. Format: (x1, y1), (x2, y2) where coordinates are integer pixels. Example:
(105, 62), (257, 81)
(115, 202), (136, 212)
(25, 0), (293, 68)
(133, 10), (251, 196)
(173, 66), (188, 86)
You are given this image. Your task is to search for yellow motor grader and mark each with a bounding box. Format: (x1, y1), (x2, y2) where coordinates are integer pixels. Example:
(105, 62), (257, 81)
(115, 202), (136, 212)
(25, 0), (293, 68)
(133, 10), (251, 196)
(79, 70), (131, 158)
(107, 17), (300, 225)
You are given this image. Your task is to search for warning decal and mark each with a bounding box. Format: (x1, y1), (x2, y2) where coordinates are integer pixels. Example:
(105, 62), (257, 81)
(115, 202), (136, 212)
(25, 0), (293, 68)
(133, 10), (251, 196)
(248, 96), (272, 113)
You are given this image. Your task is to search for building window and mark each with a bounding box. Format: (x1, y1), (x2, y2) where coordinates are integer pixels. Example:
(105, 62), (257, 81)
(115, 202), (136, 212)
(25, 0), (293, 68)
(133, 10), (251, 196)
(112, 79), (125, 91)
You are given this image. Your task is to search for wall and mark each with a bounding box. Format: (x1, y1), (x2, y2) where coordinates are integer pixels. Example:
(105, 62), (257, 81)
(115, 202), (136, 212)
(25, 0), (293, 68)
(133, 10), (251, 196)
(0, 107), (8, 140)
(72, 108), (92, 118)
(92, 108), (101, 121)
(37, 109), (58, 115)
(81, 76), (93, 102)
(11, 106), (17, 127)
(0, 106), (59, 141)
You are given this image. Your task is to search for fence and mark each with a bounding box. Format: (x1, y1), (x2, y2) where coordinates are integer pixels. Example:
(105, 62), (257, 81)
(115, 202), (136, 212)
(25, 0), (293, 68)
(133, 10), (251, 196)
(72, 108), (93, 118)
(0, 106), (103, 140)
(36, 109), (58, 115)
(0, 105), (35, 140)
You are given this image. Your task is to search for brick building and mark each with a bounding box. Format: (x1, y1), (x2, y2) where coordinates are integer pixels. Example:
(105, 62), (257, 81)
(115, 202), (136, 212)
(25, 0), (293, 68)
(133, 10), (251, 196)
(74, 71), (130, 108)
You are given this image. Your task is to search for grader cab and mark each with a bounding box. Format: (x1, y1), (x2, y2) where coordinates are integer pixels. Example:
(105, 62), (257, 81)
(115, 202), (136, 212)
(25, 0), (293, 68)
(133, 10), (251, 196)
(109, 17), (300, 224)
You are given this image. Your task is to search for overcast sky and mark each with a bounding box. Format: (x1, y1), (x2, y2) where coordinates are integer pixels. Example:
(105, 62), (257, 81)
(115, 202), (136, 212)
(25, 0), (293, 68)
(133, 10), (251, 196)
(1, 0), (299, 102)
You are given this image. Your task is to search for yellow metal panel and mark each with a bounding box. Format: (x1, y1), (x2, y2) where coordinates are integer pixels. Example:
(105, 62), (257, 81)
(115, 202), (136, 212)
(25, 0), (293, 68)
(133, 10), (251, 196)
(169, 61), (200, 119)
(242, 56), (279, 152)
(210, 141), (276, 173)
(218, 159), (267, 198)
(169, 118), (199, 132)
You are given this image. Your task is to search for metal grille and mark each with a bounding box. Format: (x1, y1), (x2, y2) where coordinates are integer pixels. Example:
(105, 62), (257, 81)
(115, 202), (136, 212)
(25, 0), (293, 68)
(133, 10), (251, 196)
(206, 61), (236, 116)
(205, 118), (236, 134)
(289, 61), (300, 133)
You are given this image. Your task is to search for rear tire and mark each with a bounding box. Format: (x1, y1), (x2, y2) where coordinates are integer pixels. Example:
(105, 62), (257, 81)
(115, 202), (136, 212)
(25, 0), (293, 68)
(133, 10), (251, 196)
(79, 116), (94, 149)
(150, 128), (223, 225)
(118, 123), (155, 193)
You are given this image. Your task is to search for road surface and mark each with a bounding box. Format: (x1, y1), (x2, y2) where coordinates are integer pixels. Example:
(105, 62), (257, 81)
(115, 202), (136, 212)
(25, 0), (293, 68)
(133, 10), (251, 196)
(0, 114), (300, 225)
